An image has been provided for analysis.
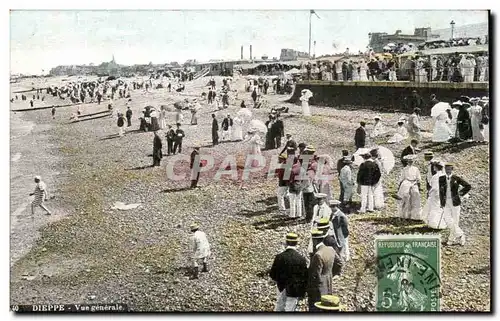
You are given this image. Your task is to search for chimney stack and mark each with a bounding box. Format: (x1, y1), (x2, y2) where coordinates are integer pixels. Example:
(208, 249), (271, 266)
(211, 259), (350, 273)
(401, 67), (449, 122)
(250, 45), (253, 61)
(241, 46), (243, 60)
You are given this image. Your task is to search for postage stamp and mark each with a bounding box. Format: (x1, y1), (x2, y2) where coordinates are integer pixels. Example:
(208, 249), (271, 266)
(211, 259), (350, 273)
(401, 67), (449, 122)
(375, 235), (441, 312)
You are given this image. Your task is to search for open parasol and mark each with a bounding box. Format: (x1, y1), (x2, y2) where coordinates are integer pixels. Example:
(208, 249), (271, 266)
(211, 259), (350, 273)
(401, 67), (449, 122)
(237, 108), (253, 121)
(376, 146), (395, 174)
(431, 102), (451, 118)
(248, 119), (267, 134)
(301, 89), (313, 100)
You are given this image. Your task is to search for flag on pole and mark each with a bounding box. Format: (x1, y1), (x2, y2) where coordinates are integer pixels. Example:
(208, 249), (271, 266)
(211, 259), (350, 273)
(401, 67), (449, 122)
(310, 10), (320, 19)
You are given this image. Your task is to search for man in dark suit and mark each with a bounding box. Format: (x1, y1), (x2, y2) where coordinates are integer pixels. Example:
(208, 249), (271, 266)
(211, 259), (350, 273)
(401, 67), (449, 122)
(280, 134), (297, 157)
(357, 153), (381, 213)
(165, 125), (175, 155)
(190, 146), (202, 188)
(439, 163), (471, 246)
(401, 139), (419, 166)
(273, 114), (285, 149)
(173, 123), (185, 154)
(211, 114), (219, 146)
(269, 233), (308, 311)
(354, 122), (367, 150)
(307, 230), (343, 312)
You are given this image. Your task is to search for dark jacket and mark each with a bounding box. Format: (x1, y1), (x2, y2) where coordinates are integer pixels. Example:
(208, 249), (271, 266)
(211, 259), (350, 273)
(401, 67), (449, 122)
(438, 175), (471, 207)
(166, 129), (175, 140)
(190, 150), (200, 169)
(269, 248), (308, 298)
(221, 117), (233, 131)
(281, 139), (297, 155)
(174, 129), (185, 142)
(273, 119), (284, 137)
(357, 160), (381, 186)
(354, 126), (366, 149)
(400, 145), (416, 166)
(331, 210), (349, 248)
(212, 119), (219, 132)
(126, 109), (133, 119)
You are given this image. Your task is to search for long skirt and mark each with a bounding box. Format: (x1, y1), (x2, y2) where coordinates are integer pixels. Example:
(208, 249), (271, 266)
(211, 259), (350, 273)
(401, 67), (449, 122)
(422, 193), (447, 229)
(301, 101), (311, 116)
(397, 181), (421, 220)
(150, 117), (160, 132)
(432, 121), (452, 142)
(373, 181), (385, 209)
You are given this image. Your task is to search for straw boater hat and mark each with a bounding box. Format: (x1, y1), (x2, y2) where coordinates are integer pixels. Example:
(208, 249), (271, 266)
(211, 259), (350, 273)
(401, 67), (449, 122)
(304, 145), (316, 153)
(311, 229), (324, 239)
(314, 295), (345, 311)
(278, 153), (287, 159)
(374, 115), (381, 120)
(424, 151), (434, 157)
(314, 193), (327, 199)
(445, 162), (454, 168)
(317, 218), (330, 231)
(403, 154), (417, 161)
(285, 232), (299, 243)
(190, 223), (199, 231)
(329, 199), (342, 206)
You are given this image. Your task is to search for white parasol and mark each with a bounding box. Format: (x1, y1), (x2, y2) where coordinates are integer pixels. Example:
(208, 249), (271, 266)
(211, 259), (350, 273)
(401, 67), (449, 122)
(248, 119), (267, 134)
(237, 108), (253, 121)
(377, 146), (395, 174)
(383, 46), (392, 51)
(387, 43), (396, 47)
(431, 102), (451, 118)
(353, 148), (371, 166)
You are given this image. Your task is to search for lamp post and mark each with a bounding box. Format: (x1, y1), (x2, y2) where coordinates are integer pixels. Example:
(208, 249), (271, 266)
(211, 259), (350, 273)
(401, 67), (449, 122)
(450, 20), (455, 40)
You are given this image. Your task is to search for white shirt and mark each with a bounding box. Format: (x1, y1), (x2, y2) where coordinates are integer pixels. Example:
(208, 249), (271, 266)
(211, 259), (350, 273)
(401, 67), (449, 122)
(446, 175), (453, 203)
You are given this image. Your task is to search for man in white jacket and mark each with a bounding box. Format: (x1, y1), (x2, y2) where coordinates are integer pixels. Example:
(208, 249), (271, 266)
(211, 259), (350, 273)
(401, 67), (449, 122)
(190, 223), (211, 279)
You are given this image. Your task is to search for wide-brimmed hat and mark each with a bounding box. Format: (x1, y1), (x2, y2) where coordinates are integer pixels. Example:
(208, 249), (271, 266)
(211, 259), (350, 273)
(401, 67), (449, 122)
(329, 199), (342, 206)
(424, 151), (434, 157)
(374, 115), (381, 120)
(452, 100), (463, 106)
(190, 223), (199, 231)
(304, 145), (316, 153)
(34, 175), (41, 180)
(314, 295), (345, 311)
(445, 162), (454, 168)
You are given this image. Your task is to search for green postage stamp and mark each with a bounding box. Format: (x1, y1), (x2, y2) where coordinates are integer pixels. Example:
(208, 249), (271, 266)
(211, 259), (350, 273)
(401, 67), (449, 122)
(375, 235), (441, 312)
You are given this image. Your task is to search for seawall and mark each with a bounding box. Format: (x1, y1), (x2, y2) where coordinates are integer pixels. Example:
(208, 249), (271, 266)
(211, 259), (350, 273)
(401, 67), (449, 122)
(289, 81), (489, 115)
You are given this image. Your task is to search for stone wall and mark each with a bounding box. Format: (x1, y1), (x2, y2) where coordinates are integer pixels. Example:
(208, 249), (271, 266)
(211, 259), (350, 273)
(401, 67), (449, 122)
(288, 80), (489, 115)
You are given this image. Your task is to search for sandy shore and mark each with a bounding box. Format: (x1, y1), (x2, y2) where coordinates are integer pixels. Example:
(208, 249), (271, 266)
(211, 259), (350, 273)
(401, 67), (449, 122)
(10, 75), (490, 311)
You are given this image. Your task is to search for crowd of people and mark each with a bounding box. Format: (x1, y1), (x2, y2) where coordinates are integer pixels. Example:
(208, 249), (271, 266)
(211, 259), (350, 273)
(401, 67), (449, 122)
(417, 36), (488, 50)
(23, 65), (488, 312)
(296, 52), (488, 83)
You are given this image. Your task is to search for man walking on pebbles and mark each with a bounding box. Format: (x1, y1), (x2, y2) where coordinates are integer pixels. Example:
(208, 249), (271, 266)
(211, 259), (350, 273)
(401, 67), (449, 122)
(190, 223), (211, 280)
(30, 176), (52, 216)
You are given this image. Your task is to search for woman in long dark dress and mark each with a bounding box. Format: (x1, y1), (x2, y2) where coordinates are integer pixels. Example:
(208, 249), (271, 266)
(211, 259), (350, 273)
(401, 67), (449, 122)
(456, 103), (472, 140)
(153, 131), (163, 166)
(150, 108), (161, 132)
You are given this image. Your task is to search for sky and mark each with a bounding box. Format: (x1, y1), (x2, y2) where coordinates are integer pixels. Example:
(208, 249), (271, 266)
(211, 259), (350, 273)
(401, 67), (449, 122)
(10, 10), (488, 75)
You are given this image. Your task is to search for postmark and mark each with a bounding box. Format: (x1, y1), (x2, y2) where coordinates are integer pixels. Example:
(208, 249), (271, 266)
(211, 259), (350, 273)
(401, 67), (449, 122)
(375, 235), (441, 312)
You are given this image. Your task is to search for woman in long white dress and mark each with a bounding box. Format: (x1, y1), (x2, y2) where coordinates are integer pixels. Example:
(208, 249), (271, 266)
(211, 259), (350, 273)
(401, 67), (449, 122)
(415, 59), (427, 83)
(432, 111), (452, 142)
(448, 102), (460, 137)
(231, 116), (244, 141)
(248, 131), (264, 168)
(359, 60), (369, 81)
(397, 155), (422, 220)
(352, 62), (360, 81)
(370, 116), (386, 138)
(388, 119), (409, 144)
(175, 109), (184, 124)
(422, 161), (447, 229)
(373, 151), (386, 210)
(300, 91), (311, 116)
(159, 106), (167, 129)
(469, 100), (484, 142)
